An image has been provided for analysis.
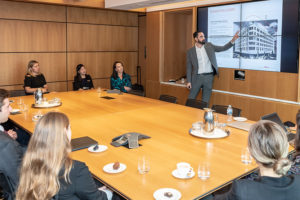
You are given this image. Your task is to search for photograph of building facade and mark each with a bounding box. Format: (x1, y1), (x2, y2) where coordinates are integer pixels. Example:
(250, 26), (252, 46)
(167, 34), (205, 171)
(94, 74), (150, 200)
(233, 20), (277, 60)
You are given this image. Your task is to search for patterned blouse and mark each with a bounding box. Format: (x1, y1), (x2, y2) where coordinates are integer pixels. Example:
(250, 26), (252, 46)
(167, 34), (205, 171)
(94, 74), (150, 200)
(288, 154), (300, 175)
(110, 73), (132, 93)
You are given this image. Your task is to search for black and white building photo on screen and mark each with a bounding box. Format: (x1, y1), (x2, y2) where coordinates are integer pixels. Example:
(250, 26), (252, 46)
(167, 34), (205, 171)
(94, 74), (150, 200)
(233, 20), (278, 60)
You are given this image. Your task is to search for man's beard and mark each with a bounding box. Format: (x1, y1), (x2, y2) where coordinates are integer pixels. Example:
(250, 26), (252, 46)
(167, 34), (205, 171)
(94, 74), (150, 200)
(199, 40), (206, 45)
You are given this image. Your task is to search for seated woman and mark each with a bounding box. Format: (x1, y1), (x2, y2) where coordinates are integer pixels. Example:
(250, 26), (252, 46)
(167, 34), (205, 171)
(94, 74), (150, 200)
(289, 110), (300, 174)
(16, 112), (111, 200)
(110, 61), (132, 93)
(214, 120), (300, 200)
(24, 60), (48, 95)
(73, 64), (94, 91)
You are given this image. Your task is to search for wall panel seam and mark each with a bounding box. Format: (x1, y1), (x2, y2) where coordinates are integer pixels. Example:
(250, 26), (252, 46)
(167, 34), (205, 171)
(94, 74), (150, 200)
(67, 22), (138, 27)
(0, 18), (66, 23)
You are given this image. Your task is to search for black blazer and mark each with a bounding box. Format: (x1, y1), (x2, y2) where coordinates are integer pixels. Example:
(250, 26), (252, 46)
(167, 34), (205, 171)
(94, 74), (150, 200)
(73, 74), (94, 91)
(214, 175), (300, 200)
(57, 160), (107, 200)
(0, 131), (24, 192)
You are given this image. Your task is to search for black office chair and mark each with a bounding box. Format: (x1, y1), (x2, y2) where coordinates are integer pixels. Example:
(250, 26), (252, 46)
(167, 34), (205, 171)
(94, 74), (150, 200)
(159, 94), (177, 104)
(211, 104), (241, 117)
(9, 90), (26, 97)
(185, 99), (208, 110)
(128, 90), (145, 97)
(0, 171), (14, 200)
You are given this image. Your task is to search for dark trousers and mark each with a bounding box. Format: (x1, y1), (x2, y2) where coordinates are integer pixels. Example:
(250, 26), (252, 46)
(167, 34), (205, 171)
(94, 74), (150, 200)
(188, 73), (214, 103)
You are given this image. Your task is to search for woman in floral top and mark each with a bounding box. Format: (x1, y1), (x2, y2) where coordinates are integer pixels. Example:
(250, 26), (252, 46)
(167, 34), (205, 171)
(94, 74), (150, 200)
(110, 61), (132, 93)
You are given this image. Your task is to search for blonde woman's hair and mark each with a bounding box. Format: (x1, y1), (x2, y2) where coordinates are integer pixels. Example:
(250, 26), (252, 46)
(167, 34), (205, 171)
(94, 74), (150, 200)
(248, 120), (291, 176)
(27, 60), (40, 76)
(16, 112), (73, 200)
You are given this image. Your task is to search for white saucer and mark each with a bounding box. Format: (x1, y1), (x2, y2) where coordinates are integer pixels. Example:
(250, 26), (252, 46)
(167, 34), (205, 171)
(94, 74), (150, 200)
(88, 145), (107, 153)
(172, 169), (195, 179)
(153, 188), (181, 200)
(103, 163), (126, 174)
(233, 117), (247, 122)
(11, 109), (20, 114)
(189, 128), (228, 139)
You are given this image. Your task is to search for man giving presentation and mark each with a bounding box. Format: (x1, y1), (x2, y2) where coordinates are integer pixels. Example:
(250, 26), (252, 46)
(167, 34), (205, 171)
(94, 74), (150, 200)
(186, 31), (239, 103)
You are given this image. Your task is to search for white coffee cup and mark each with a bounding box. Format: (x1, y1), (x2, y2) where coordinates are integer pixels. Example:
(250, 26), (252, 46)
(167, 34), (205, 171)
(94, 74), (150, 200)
(176, 162), (191, 177)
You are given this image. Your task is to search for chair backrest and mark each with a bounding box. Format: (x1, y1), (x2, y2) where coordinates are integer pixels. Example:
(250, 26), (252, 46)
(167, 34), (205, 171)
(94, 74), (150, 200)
(159, 94), (177, 104)
(0, 171), (13, 200)
(211, 104), (241, 117)
(9, 90), (26, 97)
(185, 99), (208, 110)
(128, 90), (145, 97)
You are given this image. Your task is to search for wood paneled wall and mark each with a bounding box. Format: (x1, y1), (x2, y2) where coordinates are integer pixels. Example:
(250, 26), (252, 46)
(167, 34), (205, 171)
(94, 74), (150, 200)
(214, 68), (298, 101)
(157, 83), (300, 123)
(146, 9), (300, 123)
(0, 0), (139, 92)
(15, 0), (105, 8)
(163, 10), (193, 82)
(138, 15), (146, 88)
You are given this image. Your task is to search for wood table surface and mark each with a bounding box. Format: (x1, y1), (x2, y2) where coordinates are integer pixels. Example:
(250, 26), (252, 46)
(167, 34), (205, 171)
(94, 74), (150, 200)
(9, 90), (258, 200)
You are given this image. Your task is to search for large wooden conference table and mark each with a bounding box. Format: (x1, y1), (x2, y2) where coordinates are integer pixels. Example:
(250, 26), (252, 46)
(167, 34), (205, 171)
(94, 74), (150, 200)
(9, 90), (258, 199)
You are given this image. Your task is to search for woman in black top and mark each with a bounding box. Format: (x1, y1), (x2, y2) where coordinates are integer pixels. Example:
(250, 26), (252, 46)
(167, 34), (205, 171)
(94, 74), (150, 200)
(73, 64), (94, 91)
(214, 120), (300, 200)
(24, 60), (48, 95)
(16, 112), (111, 200)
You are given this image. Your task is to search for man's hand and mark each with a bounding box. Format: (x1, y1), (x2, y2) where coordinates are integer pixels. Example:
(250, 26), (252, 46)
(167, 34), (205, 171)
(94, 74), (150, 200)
(186, 82), (192, 89)
(231, 31), (240, 43)
(7, 129), (17, 140)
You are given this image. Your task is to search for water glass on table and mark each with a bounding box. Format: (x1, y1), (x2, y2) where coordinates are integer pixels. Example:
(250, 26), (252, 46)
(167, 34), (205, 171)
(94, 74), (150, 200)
(97, 87), (102, 97)
(241, 148), (253, 164)
(198, 162), (210, 180)
(138, 156), (150, 174)
(20, 104), (28, 112)
(17, 97), (24, 107)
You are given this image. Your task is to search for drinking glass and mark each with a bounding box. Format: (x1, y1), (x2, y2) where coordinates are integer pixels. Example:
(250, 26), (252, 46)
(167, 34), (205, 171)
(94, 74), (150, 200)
(241, 148), (253, 164)
(97, 87), (102, 97)
(198, 162), (210, 180)
(214, 113), (219, 128)
(17, 98), (24, 109)
(20, 104), (28, 112)
(192, 122), (202, 132)
(138, 156), (150, 174)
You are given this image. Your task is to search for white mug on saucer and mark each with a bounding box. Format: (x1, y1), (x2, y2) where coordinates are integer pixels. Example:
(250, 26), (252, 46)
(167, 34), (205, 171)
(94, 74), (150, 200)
(176, 162), (191, 177)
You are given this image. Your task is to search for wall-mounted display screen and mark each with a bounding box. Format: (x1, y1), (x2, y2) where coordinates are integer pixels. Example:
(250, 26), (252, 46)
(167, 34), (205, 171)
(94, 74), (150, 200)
(197, 0), (299, 73)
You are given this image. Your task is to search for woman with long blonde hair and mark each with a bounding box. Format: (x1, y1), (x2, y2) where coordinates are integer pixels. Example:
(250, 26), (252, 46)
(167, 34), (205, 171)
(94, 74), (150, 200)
(214, 120), (300, 200)
(16, 112), (109, 200)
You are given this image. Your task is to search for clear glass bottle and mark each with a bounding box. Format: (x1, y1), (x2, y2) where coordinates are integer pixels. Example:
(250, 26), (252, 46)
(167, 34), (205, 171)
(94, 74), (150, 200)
(227, 105), (233, 122)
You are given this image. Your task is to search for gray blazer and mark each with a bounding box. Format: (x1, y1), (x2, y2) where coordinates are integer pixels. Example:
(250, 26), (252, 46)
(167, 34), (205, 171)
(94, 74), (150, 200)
(186, 41), (233, 83)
